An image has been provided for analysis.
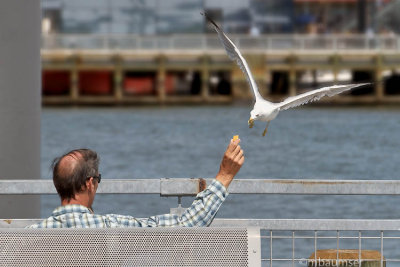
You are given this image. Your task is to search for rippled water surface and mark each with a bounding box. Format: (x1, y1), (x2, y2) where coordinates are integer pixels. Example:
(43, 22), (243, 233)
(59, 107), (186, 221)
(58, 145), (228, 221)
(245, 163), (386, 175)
(41, 105), (400, 220)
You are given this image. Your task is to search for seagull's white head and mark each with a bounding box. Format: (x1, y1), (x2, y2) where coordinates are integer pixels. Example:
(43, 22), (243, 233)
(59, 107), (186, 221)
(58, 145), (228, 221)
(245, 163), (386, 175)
(250, 109), (260, 120)
(248, 101), (280, 128)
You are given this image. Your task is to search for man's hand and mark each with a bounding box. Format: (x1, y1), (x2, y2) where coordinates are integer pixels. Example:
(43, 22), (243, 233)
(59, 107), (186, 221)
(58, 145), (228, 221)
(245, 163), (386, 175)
(216, 138), (244, 189)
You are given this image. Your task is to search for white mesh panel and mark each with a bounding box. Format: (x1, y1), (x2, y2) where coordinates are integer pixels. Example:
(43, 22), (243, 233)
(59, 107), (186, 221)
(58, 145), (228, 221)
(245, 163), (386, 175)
(0, 228), (252, 267)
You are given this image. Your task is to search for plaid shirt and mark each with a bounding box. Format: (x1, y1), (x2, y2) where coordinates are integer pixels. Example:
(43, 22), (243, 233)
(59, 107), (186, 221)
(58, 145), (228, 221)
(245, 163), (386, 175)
(27, 180), (228, 228)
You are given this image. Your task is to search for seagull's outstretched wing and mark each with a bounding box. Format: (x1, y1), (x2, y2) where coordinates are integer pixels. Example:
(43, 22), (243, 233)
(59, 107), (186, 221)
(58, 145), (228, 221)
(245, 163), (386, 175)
(277, 83), (370, 110)
(202, 13), (263, 101)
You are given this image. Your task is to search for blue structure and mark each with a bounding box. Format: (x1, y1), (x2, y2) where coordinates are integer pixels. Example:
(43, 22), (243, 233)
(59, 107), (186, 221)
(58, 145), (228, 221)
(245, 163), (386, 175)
(41, 0), (294, 34)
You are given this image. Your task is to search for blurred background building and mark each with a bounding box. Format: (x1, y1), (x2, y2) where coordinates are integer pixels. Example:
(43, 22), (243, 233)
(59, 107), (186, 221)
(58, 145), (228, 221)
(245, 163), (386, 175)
(42, 0), (398, 35)
(40, 0), (400, 105)
(41, 0), (293, 34)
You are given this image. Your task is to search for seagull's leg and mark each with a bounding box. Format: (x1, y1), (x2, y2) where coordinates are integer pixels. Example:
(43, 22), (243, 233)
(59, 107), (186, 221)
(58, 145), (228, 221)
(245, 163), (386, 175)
(262, 121), (270, 137)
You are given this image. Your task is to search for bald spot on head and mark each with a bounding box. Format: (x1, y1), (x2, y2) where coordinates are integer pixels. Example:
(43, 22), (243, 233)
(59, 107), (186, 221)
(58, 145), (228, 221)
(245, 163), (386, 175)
(57, 151), (83, 192)
(57, 152), (83, 180)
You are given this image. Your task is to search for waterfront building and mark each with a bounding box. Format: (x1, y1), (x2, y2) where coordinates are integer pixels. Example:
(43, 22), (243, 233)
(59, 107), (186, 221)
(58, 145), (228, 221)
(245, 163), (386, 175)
(41, 0), (294, 34)
(41, 0), (398, 35)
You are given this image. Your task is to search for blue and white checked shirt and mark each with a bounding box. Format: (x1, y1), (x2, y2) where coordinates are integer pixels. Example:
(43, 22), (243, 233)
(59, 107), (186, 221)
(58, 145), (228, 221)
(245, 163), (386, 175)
(28, 179), (228, 228)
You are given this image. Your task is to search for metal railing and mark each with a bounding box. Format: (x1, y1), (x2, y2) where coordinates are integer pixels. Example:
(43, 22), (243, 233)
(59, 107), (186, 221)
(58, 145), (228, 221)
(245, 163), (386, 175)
(42, 34), (400, 51)
(1, 178), (399, 266)
(2, 178), (400, 196)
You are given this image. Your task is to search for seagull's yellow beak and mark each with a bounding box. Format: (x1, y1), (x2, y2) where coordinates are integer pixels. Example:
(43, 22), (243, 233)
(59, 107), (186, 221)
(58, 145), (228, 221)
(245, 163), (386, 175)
(248, 118), (254, 128)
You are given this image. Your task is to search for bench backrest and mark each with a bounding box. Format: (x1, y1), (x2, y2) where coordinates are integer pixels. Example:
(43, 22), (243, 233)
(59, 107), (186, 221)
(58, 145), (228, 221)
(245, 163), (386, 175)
(0, 227), (261, 267)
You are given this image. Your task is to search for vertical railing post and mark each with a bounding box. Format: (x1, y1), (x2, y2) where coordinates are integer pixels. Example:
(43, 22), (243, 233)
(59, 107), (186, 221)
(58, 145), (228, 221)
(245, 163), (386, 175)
(337, 231), (340, 267)
(314, 231), (318, 265)
(380, 231), (384, 267)
(358, 231), (362, 266)
(292, 232), (295, 267)
(270, 230), (273, 267)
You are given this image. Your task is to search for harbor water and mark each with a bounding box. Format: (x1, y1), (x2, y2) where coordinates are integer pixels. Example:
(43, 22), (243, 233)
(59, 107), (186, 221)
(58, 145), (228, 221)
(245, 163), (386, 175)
(41, 105), (400, 220)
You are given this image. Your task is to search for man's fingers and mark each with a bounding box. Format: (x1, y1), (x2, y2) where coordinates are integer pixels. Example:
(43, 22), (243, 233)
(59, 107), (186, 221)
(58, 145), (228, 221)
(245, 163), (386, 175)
(231, 145), (241, 160)
(228, 138), (240, 152)
(231, 144), (241, 156)
(238, 155), (245, 165)
(227, 141), (235, 153)
(235, 149), (244, 161)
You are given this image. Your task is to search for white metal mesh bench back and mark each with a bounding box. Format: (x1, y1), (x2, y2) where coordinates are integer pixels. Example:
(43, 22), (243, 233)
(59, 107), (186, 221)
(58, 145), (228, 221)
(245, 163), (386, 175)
(0, 227), (261, 267)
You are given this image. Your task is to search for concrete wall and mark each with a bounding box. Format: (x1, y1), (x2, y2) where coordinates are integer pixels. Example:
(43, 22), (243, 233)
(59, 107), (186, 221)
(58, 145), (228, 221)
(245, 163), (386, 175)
(0, 1), (41, 218)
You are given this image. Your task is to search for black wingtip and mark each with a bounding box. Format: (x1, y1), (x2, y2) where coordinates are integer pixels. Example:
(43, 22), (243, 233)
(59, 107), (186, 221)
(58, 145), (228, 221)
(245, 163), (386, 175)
(201, 12), (220, 30)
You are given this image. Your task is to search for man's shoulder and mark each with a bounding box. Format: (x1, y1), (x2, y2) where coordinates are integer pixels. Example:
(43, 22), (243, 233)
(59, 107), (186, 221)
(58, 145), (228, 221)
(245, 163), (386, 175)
(26, 211), (132, 228)
(26, 217), (59, 228)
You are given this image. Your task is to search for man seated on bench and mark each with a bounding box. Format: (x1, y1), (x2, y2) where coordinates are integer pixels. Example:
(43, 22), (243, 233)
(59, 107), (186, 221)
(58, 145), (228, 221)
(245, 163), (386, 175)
(28, 138), (244, 228)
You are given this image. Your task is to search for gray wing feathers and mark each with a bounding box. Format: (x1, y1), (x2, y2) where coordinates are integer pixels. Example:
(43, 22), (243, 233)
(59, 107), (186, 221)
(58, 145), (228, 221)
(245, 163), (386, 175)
(278, 83), (369, 110)
(203, 14), (262, 100)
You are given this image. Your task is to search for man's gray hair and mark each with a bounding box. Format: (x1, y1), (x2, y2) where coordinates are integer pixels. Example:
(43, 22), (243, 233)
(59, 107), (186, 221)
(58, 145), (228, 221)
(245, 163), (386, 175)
(52, 149), (99, 201)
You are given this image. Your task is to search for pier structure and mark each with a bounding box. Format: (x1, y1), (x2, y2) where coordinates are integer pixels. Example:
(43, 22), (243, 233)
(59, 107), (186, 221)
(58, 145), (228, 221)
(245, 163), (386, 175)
(41, 34), (400, 105)
(42, 50), (233, 105)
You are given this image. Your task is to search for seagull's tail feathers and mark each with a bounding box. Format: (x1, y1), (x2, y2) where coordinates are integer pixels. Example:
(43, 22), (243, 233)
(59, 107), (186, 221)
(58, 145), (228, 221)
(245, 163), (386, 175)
(202, 12), (263, 101)
(277, 83), (370, 111)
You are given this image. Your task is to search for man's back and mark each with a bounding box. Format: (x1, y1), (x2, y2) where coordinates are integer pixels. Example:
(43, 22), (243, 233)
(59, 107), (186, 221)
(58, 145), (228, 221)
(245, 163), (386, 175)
(28, 180), (228, 228)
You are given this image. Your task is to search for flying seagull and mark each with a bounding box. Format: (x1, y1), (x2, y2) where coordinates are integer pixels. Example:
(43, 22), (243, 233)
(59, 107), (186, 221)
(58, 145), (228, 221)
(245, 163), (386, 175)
(203, 13), (369, 136)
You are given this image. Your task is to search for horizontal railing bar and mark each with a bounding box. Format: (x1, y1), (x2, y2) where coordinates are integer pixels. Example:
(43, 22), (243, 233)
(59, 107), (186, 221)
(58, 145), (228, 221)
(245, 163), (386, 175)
(0, 179), (160, 194)
(3, 218), (400, 230)
(0, 178), (201, 196)
(260, 236), (387, 239)
(258, 260), (301, 262)
(1, 179), (400, 195)
(211, 219), (400, 230)
(260, 238), (394, 240)
(41, 33), (400, 51)
(227, 179), (400, 195)
(261, 258), (400, 266)
(259, 260), (399, 263)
